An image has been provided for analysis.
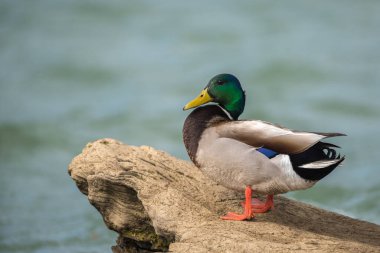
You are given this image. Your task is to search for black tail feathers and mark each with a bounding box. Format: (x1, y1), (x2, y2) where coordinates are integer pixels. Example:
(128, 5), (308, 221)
(290, 142), (345, 181)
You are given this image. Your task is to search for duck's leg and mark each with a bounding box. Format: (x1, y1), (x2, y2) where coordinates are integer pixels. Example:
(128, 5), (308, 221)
(241, 194), (274, 213)
(221, 186), (254, 221)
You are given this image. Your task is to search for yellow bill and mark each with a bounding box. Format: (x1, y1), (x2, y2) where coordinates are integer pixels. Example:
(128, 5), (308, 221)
(183, 88), (213, 110)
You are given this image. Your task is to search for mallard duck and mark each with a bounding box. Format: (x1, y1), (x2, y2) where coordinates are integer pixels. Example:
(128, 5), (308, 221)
(182, 74), (345, 221)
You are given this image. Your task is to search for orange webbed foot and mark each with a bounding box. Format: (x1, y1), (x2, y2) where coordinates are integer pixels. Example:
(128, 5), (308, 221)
(221, 186), (255, 221)
(220, 211), (254, 221)
(241, 195), (274, 213)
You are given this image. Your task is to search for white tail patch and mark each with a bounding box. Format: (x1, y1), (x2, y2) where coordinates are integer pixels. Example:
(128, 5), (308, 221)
(299, 159), (342, 169)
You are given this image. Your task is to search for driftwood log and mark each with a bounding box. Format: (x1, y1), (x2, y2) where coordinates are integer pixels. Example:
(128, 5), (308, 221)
(68, 138), (380, 252)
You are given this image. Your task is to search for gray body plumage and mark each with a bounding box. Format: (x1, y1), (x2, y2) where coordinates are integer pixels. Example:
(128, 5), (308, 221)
(196, 124), (315, 194)
(183, 105), (344, 194)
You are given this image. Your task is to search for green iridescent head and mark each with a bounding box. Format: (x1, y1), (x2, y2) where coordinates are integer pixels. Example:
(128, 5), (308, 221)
(183, 74), (246, 119)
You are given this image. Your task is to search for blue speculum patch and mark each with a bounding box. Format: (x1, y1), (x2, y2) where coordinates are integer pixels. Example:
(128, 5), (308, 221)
(257, 147), (278, 159)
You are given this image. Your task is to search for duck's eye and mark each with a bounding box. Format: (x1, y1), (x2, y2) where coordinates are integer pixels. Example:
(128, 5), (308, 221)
(217, 80), (224, 85)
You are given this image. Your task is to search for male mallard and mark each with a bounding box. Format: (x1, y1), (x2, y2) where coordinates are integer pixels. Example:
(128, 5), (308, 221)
(182, 74), (345, 221)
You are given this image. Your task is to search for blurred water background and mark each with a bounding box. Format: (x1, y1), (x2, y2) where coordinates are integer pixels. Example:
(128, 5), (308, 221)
(1, 0), (380, 252)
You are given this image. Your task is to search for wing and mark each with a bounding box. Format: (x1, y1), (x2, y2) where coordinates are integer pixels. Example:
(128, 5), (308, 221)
(214, 120), (345, 154)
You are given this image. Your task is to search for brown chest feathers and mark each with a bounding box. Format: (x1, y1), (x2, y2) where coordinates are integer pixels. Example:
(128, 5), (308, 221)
(182, 105), (230, 166)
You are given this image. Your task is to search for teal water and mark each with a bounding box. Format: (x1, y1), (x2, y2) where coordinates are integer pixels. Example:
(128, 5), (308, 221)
(1, 1), (380, 252)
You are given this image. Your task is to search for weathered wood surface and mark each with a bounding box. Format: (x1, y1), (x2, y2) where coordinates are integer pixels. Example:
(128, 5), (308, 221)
(68, 138), (380, 252)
